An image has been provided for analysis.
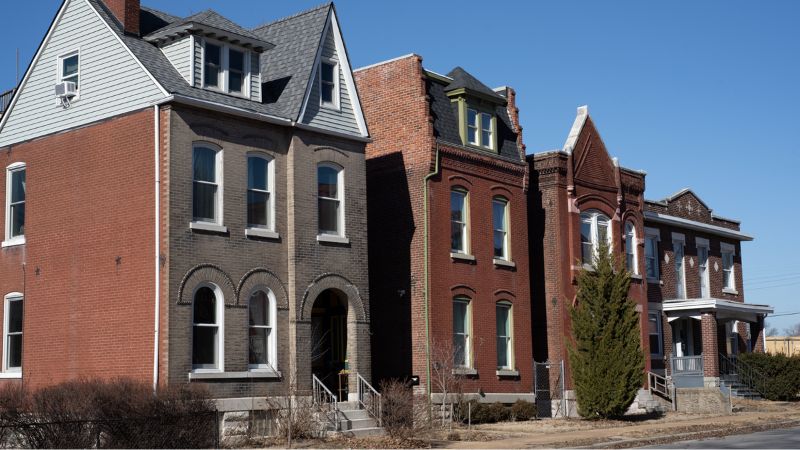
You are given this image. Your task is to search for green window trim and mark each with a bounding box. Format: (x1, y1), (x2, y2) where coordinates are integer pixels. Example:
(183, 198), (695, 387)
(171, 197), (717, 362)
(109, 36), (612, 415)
(454, 97), (497, 151)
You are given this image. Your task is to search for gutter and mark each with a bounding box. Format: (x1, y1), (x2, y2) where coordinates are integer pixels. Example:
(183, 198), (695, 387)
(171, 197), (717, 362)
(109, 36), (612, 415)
(152, 104), (161, 392)
(422, 143), (441, 402)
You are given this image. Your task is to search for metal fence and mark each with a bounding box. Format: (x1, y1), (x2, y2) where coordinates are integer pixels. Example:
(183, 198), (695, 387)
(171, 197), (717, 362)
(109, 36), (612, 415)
(0, 412), (219, 449)
(534, 360), (565, 418)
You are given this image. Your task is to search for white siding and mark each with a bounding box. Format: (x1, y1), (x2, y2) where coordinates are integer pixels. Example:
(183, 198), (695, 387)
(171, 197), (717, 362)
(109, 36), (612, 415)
(301, 27), (360, 136)
(0, 0), (164, 147)
(161, 38), (191, 84)
(250, 52), (261, 103)
(193, 38), (203, 88)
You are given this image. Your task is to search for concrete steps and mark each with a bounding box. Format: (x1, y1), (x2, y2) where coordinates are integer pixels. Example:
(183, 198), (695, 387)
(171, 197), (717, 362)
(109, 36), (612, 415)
(323, 405), (385, 437)
(636, 389), (671, 414)
(721, 375), (763, 400)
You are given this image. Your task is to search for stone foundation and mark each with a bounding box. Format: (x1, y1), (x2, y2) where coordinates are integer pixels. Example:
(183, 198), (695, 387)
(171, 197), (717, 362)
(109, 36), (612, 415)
(674, 388), (731, 414)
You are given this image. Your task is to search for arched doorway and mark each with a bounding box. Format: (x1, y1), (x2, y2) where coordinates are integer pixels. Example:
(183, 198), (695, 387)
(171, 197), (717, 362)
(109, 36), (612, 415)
(310, 289), (348, 396)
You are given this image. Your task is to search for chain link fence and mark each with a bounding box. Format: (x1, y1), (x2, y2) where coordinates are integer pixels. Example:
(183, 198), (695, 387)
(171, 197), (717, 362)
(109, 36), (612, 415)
(534, 360), (565, 418)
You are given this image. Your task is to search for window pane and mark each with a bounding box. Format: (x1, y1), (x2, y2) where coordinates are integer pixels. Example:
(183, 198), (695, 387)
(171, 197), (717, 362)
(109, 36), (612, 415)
(248, 157), (267, 190)
(450, 192), (465, 222)
(467, 109), (477, 127)
(451, 222), (463, 253)
(581, 219), (592, 264)
(229, 50), (244, 72)
(597, 219), (609, 245)
(481, 113), (491, 131)
(249, 327), (269, 365)
(481, 130), (491, 147)
(193, 182), (216, 221)
(453, 335), (466, 366)
(249, 291), (268, 327)
(494, 231), (505, 258)
(453, 301), (467, 334)
(648, 313), (659, 334)
(649, 335), (660, 355)
(321, 84), (334, 104)
(63, 55), (79, 77)
(10, 204), (24, 237)
(192, 326), (217, 366)
(321, 63), (334, 83)
(467, 127), (477, 144)
(11, 170), (25, 203)
(204, 44), (221, 87)
(496, 305), (509, 336)
(318, 198), (339, 234)
(7, 335), (21, 369)
(247, 191), (269, 227)
(8, 300), (22, 334)
(229, 71), (243, 93)
(318, 166), (338, 199)
(497, 337), (508, 368)
(193, 147), (216, 182)
(193, 287), (216, 324)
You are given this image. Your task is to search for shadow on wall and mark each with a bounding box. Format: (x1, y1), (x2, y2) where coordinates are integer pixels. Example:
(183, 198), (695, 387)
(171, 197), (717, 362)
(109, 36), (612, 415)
(366, 152), (414, 384)
(528, 168), (549, 363)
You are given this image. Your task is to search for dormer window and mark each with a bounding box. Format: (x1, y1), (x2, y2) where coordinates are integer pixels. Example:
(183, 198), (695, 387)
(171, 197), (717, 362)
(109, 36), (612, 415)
(466, 108), (494, 150)
(320, 60), (339, 109)
(202, 40), (249, 97)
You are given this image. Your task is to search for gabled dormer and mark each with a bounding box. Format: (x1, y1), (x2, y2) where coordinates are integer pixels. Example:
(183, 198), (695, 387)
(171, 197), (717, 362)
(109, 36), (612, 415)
(143, 10), (274, 103)
(444, 67), (507, 153)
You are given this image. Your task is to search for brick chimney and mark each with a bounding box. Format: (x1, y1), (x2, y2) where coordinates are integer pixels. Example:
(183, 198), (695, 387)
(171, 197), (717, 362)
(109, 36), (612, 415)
(103, 0), (140, 36)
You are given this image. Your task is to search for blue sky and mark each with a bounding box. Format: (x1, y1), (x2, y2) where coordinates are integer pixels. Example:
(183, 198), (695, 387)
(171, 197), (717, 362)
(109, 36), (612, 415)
(1, 1), (798, 331)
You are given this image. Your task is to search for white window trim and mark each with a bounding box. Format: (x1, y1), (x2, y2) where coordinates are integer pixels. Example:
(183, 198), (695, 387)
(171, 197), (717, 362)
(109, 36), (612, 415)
(317, 162), (346, 239)
(190, 143), (225, 230)
(496, 301), (514, 370)
(644, 227), (661, 282)
(697, 239), (711, 298)
(453, 297), (472, 369)
(721, 242), (737, 293)
(3, 162), (26, 248)
(201, 38), (251, 98)
(580, 210), (612, 268)
(625, 221), (639, 275)
(672, 233), (687, 299)
(248, 287), (278, 372)
(2, 292), (23, 376)
(245, 154), (275, 235)
(492, 197), (510, 261)
(319, 58), (340, 110)
(56, 48), (81, 103)
(466, 108), (495, 150)
(450, 189), (471, 256)
(191, 283), (225, 373)
(647, 308), (663, 357)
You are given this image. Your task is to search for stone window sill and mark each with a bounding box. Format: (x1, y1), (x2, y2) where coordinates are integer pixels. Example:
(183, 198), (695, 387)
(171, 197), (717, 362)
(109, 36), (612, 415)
(317, 234), (350, 245)
(630, 273), (643, 280)
(493, 258), (515, 268)
(245, 228), (279, 240)
(647, 278), (663, 285)
(451, 252), (476, 262)
(0, 372), (21, 379)
(452, 367), (478, 376)
(1, 237), (25, 248)
(188, 370), (281, 381)
(723, 288), (739, 295)
(496, 369), (519, 377)
(189, 221), (228, 234)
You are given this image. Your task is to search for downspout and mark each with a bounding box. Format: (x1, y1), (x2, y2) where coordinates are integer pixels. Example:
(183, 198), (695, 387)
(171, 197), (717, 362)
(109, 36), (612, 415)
(152, 104), (161, 392)
(422, 143), (440, 402)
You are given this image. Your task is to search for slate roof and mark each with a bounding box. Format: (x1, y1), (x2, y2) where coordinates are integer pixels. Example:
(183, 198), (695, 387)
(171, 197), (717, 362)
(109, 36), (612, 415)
(86, 0), (334, 122)
(427, 70), (522, 163)
(445, 67), (506, 103)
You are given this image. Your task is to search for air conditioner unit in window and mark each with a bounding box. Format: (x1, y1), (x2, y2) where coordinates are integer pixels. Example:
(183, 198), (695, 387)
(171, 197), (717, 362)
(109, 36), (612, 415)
(55, 81), (77, 98)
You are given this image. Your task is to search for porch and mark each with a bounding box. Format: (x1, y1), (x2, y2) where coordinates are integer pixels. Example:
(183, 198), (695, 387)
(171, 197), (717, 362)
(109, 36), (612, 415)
(663, 298), (773, 387)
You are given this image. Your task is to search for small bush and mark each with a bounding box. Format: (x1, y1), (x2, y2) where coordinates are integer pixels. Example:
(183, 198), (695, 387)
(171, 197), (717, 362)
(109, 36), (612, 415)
(447, 431), (461, 441)
(380, 379), (414, 437)
(510, 400), (537, 421)
(469, 401), (511, 424)
(738, 353), (800, 401)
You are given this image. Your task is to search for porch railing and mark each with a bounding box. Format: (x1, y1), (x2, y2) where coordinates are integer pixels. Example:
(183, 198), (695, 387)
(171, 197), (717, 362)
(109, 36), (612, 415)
(719, 353), (766, 397)
(357, 372), (382, 427)
(671, 355), (703, 375)
(648, 371), (670, 400)
(312, 374), (340, 431)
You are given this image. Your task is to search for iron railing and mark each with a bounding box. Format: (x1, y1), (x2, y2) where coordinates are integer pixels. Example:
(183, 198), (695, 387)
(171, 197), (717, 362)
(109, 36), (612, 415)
(312, 374), (339, 431)
(357, 372), (382, 427)
(0, 89), (14, 115)
(647, 371), (670, 401)
(671, 355), (703, 375)
(719, 353), (766, 397)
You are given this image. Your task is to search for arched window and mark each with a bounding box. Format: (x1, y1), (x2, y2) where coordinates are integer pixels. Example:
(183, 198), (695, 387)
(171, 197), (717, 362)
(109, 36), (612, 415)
(318, 163), (344, 237)
(192, 143), (223, 225)
(496, 301), (513, 370)
(452, 296), (471, 368)
(580, 210), (611, 265)
(246, 154), (274, 231)
(192, 284), (223, 371)
(451, 188), (469, 254)
(249, 289), (277, 370)
(492, 197), (509, 260)
(624, 221), (638, 275)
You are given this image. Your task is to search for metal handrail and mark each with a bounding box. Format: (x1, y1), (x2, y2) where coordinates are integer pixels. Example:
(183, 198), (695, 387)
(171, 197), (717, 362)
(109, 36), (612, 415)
(647, 371), (670, 401)
(719, 353), (766, 397)
(357, 372), (382, 427)
(312, 374), (339, 431)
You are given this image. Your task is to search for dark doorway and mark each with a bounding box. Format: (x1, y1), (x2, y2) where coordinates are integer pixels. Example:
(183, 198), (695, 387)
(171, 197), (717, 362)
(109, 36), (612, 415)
(311, 289), (348, 396)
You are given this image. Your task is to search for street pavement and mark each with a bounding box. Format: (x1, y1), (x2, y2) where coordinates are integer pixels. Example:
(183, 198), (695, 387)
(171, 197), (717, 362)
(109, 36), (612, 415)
(645, 426), (800, 448)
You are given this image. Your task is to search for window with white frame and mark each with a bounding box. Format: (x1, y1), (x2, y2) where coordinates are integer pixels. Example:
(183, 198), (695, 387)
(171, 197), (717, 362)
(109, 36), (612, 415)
(645, 228), (660, 281)
(318, 163), (344, 236)
(3, 293), (22, 373)
(624, 221), (638, 275)
(320, 61), (338, 108)
(248, 289), (276, 370)
(192, 144), (222, 225)
(697, 238), (710, 298)
(496, 302), (513, 370)
(648, 310), (662, 356)
(451, 189), (469, 254)
(722, 243), (736, 291)
(5, 163), (25, 245)
(453, 297), (471, 368)
(673, 235), (686, 299)
(492, 197), (509, 260)
(192, 284), (223, 370)
(203, 40), (249, 96)
(58, 51), (79, 89)
(580, 210), (611, 266)
(466, 108), (494, 149)
(247, 155), (273, 230)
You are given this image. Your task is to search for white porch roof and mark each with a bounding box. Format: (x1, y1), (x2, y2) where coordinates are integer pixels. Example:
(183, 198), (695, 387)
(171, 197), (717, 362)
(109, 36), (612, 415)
(662, 298), (773, 323)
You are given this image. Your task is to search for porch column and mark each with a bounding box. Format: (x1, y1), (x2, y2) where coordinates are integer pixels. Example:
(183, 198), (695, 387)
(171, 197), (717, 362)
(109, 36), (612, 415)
(701, 312), (719, 385)
(752, 316), (766, 353)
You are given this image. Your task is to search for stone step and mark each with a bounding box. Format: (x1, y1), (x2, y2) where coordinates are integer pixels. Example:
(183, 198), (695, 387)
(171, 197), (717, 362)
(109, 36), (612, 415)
(339, 409), (372, 420)
(337, 401), (360, 410)
(338, 426), (385, 438)
(338, 417), (377, 431)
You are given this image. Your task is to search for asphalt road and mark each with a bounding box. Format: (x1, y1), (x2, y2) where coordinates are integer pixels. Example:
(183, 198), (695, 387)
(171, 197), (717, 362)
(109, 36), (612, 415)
(646, 426), (800, 448)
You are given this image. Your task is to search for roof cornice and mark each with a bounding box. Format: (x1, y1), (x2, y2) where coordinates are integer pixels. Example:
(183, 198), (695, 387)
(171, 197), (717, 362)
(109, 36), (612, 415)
(643, 211), (753, 241)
